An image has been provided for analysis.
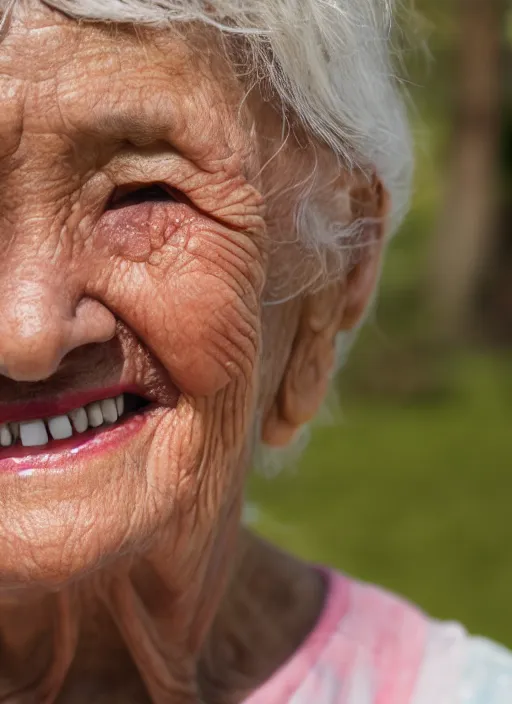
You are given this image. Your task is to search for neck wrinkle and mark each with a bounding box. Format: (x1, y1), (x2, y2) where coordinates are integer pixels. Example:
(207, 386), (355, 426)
(0, 587), (80, 703)
(101, 573), (199, 704)
(36, 589), (80, 703)
(0, 530), (325, 704)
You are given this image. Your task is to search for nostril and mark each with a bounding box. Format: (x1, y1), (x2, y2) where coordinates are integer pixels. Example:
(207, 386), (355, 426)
(72, 298), (117, 347)
(0, 296), (116, 383)
(0, 344), (65, 382)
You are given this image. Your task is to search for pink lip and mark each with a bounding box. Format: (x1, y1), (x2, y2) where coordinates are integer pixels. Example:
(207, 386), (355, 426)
(0, 384), (142, 425)
(0, 406), (163, 474)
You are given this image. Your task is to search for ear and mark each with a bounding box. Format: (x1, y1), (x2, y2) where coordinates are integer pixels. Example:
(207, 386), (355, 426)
(262, 172), (389, 448)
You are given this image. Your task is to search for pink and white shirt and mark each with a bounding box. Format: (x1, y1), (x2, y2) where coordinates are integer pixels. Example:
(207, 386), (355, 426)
(244, 570), (512, 703)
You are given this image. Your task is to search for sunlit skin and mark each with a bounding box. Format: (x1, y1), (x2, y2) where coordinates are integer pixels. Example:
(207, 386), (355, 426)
(0, 2), (388, 702)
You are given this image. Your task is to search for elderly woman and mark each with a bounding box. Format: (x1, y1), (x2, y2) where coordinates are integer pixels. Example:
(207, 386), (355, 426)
(0, 0), (511, 702)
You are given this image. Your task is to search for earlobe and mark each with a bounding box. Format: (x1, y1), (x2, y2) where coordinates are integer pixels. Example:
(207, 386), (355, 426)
(261, 284), (344, 448)
(261, 402), (297, 447)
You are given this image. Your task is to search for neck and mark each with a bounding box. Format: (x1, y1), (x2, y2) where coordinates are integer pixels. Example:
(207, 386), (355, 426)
(201, 531), (326, 702)
(0, 529), (326, 703)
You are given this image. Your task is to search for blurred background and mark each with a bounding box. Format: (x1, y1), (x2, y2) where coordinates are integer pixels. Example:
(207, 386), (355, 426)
(249, 0), (512, 648)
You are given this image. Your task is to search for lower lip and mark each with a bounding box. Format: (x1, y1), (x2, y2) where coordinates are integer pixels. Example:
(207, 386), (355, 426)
(0, 408), (161, 475)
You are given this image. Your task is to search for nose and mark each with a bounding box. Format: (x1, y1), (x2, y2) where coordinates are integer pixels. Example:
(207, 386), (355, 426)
(0, 278), (116, 382)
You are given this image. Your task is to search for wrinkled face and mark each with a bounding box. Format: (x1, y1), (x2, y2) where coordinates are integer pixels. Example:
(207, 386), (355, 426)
(0, 2), (272, 586)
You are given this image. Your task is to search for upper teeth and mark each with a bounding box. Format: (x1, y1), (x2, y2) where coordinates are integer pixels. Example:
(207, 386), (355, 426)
(0, 395), (125, 448)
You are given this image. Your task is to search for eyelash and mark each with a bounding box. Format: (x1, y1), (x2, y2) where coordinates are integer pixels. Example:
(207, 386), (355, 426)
(108, 183), (179, 210)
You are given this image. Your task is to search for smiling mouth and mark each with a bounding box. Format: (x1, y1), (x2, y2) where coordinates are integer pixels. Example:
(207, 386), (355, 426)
(0, 393), (151, 452)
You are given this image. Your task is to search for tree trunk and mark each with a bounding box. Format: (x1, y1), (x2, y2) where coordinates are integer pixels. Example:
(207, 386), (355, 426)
(427, 0), (503, 341)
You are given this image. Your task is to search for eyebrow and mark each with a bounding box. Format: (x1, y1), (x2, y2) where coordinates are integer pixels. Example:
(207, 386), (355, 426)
(71, 98), (175, 145)
(72, 97), (219, 172)
(75, 100), (226, 176)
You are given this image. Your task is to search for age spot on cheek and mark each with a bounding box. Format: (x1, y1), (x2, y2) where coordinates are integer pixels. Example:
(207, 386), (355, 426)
(96, 203), (189, 263)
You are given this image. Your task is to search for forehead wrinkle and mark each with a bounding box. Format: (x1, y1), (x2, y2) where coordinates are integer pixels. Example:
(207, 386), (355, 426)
(1, 6), (254, 183)
(0, 0), (15, 42)
(1, 0), (72, 47)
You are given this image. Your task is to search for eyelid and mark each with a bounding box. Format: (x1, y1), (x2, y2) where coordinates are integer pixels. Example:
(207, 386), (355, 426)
(103, 148), (198, 204)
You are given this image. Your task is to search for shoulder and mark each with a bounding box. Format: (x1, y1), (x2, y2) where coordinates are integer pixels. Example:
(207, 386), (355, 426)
(244, 570), (512, 704)
(324, 572), (512, 704)
(411, 620), (512, 704)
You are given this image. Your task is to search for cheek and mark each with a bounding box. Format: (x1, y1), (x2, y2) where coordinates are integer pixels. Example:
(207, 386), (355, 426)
(94, 209), (265, 397)
(158, 277), (259, 395)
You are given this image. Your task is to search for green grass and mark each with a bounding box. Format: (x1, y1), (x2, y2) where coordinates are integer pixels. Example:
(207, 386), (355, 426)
(248, 353), (512, 648)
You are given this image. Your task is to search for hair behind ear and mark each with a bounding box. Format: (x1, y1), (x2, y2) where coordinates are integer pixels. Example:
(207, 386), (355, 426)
(262, 172), (389, 448)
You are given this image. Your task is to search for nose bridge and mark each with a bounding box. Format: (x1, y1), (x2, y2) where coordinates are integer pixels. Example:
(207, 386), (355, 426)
(0, 136), (117, 381)
(0, 162), (74, 268)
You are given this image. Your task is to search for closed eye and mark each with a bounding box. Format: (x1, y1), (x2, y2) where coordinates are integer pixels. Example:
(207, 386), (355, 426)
(108, 183), (180, 210)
